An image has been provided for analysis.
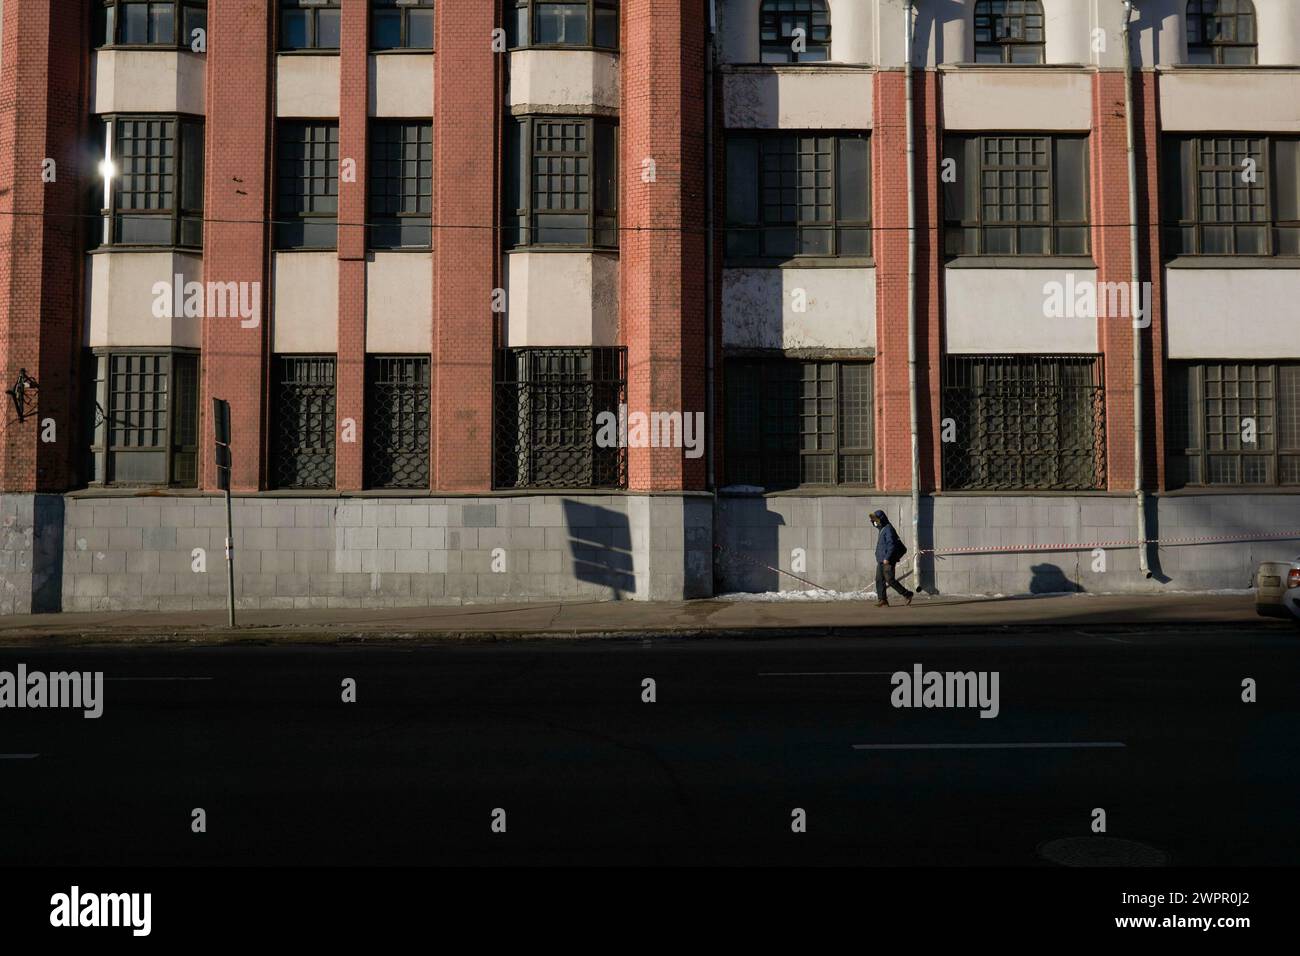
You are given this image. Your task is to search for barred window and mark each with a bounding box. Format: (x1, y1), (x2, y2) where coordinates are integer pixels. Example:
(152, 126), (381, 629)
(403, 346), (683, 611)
(760, 0), (831, 63)
(974, 0), (1045, 64)
(1187, 0), (1257, 65)
(88, 350), (199, 487)
(944, 134), (1089, 256)
(366, 356), (431, 490)
(276, 122), (340, 249)
(726, 133), (870, 259)
(1164, 136), (1300, 257)
(96, 1), (206, 49)
(372, 0), (434, 50)
(1167, 362), (1300, 488)
(942, 355), (1106, 491)
(725, 359), (874, 489)
(508, 1), (619, 50)
(100, 116), (204, 247)
(495, 348), (626, 490)
(279, 0), (340, 51)
(507, 117), (618, 248)
(272, 356), (336, 490)
(369, 122), (433, 249)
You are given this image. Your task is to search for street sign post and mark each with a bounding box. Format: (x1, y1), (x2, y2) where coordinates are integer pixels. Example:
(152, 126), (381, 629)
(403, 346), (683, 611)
(213, 398), (235, 627)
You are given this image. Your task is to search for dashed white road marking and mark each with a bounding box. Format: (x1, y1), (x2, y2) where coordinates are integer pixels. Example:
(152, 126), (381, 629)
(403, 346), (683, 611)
(853, 742), (1126, 751)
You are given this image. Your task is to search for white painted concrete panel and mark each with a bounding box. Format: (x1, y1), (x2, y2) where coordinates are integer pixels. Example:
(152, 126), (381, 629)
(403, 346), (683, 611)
(723, 70), (873, 129)
(366, 253), (433, 352)
(944, 267), (1099, 354)
(722, 267), (875, 351)
(1165, 268), (1300, 359)
(507, 49), (619, 111)
(369, 54), (433, 117)
(92, 50), (206, 115)
(504, 252), (619, 347)
(275, 54), (339, 118)
(1161, 71), (1300, 132)
(273, 252), (338, 352)
(84, 252), (203, 348)
(942, 69), (1093, 130)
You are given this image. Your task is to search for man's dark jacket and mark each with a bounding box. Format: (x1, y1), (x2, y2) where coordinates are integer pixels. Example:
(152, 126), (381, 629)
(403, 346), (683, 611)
(873, 510), (906, 563)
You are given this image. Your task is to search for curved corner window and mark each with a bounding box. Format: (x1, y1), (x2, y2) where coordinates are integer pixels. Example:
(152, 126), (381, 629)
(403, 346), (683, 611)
(506, 116), (618, 249)
(279, 0), (341, 51)
(88, 349), (200, 488)
(1187, 0), (1257, 65)
(973, 0), (1045, 64)
(96, 1), (206, 50)
(96, 115), (204, 248)
(760, 0), (830, 64)
(372, 0), (435, 51)
(507, 0), (619, 51)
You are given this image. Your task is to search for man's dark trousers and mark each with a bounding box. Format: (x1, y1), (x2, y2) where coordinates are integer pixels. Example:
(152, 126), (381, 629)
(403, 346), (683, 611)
(876, 560), (913, 602)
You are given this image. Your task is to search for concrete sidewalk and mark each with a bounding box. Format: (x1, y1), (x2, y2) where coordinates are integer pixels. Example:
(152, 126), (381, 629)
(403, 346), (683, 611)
(0, 593), (1287, 644)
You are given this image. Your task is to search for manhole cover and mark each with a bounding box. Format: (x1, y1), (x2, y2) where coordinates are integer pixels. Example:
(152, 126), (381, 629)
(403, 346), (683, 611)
(1038, 837), (1170, 867)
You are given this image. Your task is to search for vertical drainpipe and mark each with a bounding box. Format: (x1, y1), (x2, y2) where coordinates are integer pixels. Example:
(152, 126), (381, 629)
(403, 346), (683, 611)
(1122, 1), (1152, 577)
(706, 0), (718, 490)
(904, 0), (921, 587)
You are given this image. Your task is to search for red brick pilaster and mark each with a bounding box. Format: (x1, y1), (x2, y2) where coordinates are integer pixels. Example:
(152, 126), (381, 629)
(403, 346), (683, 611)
(337, 0), (369, 490)
(621, 0), (708, 492)
(1136, 71), (1166, 491)
(203, 2), (272, 491)
(0, 0), (88, 493)
(431, 0), (496, 490)
(915, 69), (943, 492)
(873, 71), (911, 492)
(1091, 71), (1137, 492)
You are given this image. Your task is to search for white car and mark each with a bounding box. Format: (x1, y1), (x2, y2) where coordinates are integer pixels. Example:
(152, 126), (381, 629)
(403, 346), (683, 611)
(1256, 557), (1300, 624)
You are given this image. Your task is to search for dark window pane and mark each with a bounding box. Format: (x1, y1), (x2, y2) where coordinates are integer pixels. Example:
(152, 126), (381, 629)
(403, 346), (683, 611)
(594, 7), (617, 48)
(371, 10), (401, 48)
(281, 10), (309, 48)
(726, 137), (759, 225)
(537, 3), (586, 45)
(407, 9), (435, 48)
(122, 3), (149, 43)
(837, 136), (870, 221)
(316, 8), (341, 47)
(1053, 137), (1088, 222)
(182, 7), (206, 48)
(151, 4), (174, 44)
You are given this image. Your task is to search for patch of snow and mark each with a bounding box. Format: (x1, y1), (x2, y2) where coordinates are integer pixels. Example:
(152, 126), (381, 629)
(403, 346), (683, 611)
(716, 588), (877, 602)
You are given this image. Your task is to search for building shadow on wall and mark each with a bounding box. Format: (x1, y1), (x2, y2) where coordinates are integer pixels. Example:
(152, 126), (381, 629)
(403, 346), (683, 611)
(32, 495), (65, 613)
(911, 0), (967, 65)
(714, 499), (787, 594)
(562, 500), (635, 599)
(916, 495), (937, 594)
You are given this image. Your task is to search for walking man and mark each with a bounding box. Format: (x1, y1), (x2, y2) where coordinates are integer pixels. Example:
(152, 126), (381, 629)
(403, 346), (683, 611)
(870, 509), (913, 608)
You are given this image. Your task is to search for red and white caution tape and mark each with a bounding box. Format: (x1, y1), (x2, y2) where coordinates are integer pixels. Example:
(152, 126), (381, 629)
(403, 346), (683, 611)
(918, 528), (1300, 557)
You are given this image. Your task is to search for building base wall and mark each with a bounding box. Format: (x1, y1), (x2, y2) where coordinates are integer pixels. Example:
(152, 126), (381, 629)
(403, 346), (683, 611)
(715, 493), (1300, 596)
(1, 494), (64, 614)
(58, 493), (712, 612)
(0, 490), (1288, 614)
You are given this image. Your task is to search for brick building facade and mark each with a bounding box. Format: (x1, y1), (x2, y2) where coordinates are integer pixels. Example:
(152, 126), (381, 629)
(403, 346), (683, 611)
(0, 0), (1298, 613)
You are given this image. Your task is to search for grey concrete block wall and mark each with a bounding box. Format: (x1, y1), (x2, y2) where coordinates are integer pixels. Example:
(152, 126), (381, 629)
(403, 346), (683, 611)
(1, 494), (63, 614)
(715, 493), (1300, 596)
(57, 493), (713, 612)
(3, 488), (1297, 613)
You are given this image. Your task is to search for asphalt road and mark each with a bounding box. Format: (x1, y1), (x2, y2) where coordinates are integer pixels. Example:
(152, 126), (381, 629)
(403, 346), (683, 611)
(1, 624), (1297, 866)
